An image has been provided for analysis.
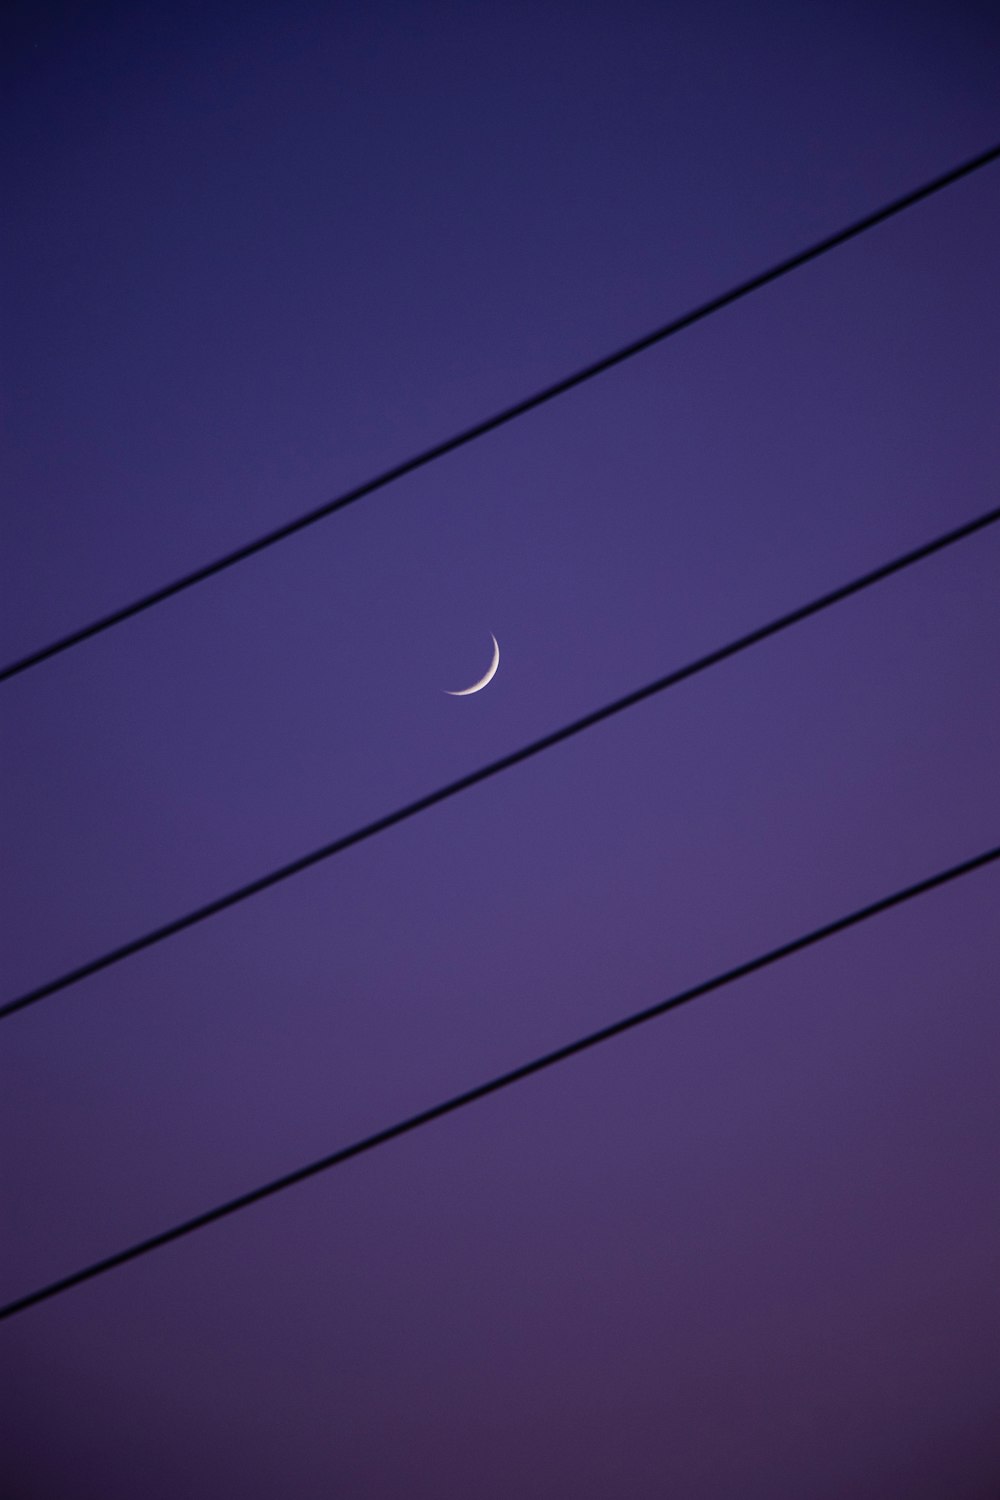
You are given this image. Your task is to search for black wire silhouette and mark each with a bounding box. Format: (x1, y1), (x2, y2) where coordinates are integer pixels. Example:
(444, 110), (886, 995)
(3, 503), (997, 1024)
(2, 141), (997, 686)
(2, 841), (996, 1323)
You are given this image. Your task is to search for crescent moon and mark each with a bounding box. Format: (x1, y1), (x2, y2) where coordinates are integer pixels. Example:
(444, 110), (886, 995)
(445, 634), (500, 696)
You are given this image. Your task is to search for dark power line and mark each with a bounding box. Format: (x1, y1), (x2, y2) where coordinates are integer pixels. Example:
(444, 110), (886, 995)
(2, 141), (998, 687)
(3, 503), (997, 1024)
(2, 841), (996, 1323)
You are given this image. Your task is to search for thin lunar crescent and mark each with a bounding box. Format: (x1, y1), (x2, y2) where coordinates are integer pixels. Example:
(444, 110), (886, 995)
(445, 634), (500, 696)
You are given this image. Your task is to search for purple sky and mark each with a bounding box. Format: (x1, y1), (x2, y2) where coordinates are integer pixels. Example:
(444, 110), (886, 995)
(3, 3), (999, 1495)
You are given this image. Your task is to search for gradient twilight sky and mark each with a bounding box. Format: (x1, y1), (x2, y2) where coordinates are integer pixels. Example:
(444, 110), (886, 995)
(2, 3), (999, 1495)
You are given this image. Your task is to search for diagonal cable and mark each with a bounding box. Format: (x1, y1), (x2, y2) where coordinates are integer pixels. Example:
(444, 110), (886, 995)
(3, 503), (997, 1024)
(1, 840), (996, 1323)
(2, 141), (997, 686)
